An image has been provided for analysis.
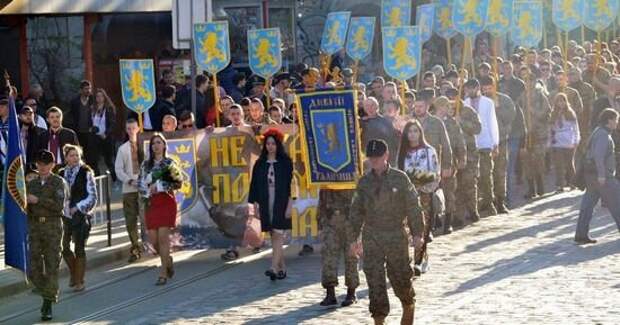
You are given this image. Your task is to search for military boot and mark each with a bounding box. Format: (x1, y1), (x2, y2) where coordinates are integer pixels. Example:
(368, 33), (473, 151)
(401, 302), (415, 325)
(536, 175), (545, 197)
(319, 286), (337, 306)
(41, 299), (53, 321)
(373, 316), (386, 325)
(341, 287), (357, 307)
(443, 214), (453, 234)
(63, 254), (76, 288)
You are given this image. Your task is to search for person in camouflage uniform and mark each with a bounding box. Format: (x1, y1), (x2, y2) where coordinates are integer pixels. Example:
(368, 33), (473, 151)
(446, 87), (482, 223)
(347, 139), (425, 325)
(26, 150), (68, 322)
(481, 76), (516, 213)
(318, 188), (359, 307)
(520, 70), (552, 198)
(582, 54), (611, 98)
(432, 96), (466, 232)
(549, 70), (583, 121)
(568, 67), (595, 144)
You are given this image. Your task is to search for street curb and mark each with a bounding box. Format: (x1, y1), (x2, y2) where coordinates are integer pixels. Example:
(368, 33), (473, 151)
(0, 242), (131, 300)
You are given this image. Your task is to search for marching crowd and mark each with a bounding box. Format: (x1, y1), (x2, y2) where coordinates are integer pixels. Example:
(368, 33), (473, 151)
(2, 35), (620, 323)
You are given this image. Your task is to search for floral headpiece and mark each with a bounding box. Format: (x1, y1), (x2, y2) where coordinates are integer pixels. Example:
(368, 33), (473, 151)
(262, 128), (285, 143)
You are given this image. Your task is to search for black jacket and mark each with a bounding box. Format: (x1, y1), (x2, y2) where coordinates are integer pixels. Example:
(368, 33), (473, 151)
(38, 127), (79, 162)
(67, 95), (94, 131)
(20, 124), (46, 170)
(89, 106), (117, 138)
(248, 158), (293, 231)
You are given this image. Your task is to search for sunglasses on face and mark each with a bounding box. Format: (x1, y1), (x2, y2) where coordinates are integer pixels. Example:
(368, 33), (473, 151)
(180, 123), (194, 129)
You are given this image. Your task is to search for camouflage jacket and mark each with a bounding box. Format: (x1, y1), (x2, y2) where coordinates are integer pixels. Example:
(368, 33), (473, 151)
(318, 189), (354, 225)
(442, 116), (466, 167)
(582, 67), (611, 98)
(492, 92), (517, 144)
(419, 114), (452, 170)
(521, 83), (552, 143)
(347, 166), (425, 243)
(455, 102), (482, 155)
(26, 173), (67, 218)
(548, 85), (583, 117)
(570, 80), (595, 136)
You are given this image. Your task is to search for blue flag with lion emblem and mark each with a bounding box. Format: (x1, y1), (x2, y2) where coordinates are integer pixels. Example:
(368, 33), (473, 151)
(512, 1), (543, 48)
(584, 0), (620, 32)
(346, 17), (375, 61)
(248, 28), (282, 79)
(194, 22), (231, 73)
(417, 4), (435, 43)
(320, 12), (351, 55)
(119, 59), (156, 114)
(3, 97), (29, 273)
(452, 0), (489, 37)
(486, 0), (512, 36)
(382, 26), (421, 81)
(553, 0), (584, 32)
(296, 90), (362, 188)
(434, 0), (458, 39)
(381, 0), (411, 27)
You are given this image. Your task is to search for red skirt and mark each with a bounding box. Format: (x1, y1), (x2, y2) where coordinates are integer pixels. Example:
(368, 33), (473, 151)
(145, 192), (178, 230)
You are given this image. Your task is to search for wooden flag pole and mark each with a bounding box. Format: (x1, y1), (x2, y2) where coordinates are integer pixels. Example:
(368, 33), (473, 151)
(446, 38), (452, 67)
(563, 30), (569, 73)
(581, 25), (585, 44)
(138, 112), (143, 132)
(400, 79), (407, 116)
(595, 31), (602, 71)
(352, 60), (359, 85)
(266, 77), (272, 109)
(470, 37), (476, 79)
(456, 37), (469, 116)
(213, 74), (221, 127)
(492, 36), (500, 102)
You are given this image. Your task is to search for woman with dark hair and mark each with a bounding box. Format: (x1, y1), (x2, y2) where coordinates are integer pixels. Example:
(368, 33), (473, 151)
(59, 144), (97, 292)
(248, 128), (294, 280)
(397, 120), (440, 275)
(88, 88), (117, 181)
(138, 133), (183, 285)
(550, 93), (580, 192)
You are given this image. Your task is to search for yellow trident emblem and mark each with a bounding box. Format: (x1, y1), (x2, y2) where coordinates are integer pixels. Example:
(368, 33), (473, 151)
(200, 32), (226, 64)
(389, 38), (417, 70)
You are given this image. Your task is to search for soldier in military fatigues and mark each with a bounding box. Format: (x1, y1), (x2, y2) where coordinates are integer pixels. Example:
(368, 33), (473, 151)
(318, 188), (359, 307)
(432, 96), (466, 232)
(26, 150), (68, 322)
(521, 73), (552, 198)
(415, 89), (453, 179)
(568, 67), (596, 145)
(481, 77), (516, 213)
(347, 139), (425, 325)
(447, 88), (482, 223)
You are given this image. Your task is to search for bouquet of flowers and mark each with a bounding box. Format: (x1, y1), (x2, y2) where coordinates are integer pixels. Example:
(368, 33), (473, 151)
(149, 161), (184, 193)
(407, 169), (437, 188)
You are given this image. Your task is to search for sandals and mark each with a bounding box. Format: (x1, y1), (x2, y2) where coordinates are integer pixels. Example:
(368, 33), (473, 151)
(155, 277), (167, 286)
(276, 270), (287, 280)
(265, 269), (277, 281)
(221, 250), (239, 261)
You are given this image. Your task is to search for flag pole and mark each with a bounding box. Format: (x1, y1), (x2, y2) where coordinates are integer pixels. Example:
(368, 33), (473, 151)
(213, 74), (221, 127)
(446, 38), (452, 67)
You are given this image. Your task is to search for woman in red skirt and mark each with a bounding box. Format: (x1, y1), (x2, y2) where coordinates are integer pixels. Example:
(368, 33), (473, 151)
(138, 133), (183, 285)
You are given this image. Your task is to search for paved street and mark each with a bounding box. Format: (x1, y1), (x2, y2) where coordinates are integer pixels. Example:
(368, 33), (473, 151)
(1, 190), (619, 324)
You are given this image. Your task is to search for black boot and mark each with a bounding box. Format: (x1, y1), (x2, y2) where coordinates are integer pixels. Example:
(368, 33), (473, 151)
(341, 287), (357, 307)
(41, 299), (52, 321)
(536, 175), (545, 197)
(443, 214), (453, 234)
(319, 286), (338, 306)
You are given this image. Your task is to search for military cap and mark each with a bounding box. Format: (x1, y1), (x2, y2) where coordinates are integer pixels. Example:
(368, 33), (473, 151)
(366, 139), (388, 158)
(249, 75), (266, 86)
(35, 149), (55, 164)
(342, 68), (354, 77)
(273, 72), (291, 84)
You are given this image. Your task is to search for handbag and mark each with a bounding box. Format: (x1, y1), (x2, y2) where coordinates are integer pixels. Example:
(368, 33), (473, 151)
(242, 204), (264, 248)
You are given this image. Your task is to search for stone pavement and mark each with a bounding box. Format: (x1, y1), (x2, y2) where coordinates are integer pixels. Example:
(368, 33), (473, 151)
(111, 190), (620, 325)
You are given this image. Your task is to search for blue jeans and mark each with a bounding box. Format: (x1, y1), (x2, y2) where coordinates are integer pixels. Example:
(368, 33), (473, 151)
(575, 178), (620, 239)
(506, 137), (522, 206)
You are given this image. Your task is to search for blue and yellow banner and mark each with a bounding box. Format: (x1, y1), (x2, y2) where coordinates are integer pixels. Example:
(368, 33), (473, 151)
(584, 0), (620, 32)
(512, 1), (543, 48)
(3, 97), (29, 273)
(193, 22), (231, 73)
(346, 17), (376, 61)
(296, 90), (362, 188)
(417, 4), (435, 42)
(248, 28), (282, 79)
(382, 0), (412, 27)
(320, 12), (351, 55)
(486, 0), (512, 36)
(119, 59), (156, 114)
(553, 0), (583, 32)
(167, 139), (198, 214)
(382, 26), (421, 81)
(452, 0), (489, 37)
(434, 0), (458, 39)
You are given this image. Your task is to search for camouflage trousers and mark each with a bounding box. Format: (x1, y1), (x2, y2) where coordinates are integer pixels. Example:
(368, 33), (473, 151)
(456, 152), (480, 220)
(478, 149), (495, 209)
(526, 142), (547, 193)
(441, 175), (457, 217)
(28, 216), (63, 302)
(493, 142), (509, 206)
(552, 148), (576, 188)
(362, 233), (415, 318)
(414, 193), (433, 266)
(320, 212), (359, 289)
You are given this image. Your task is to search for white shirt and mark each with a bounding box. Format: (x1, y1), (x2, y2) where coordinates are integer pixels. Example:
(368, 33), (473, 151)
(35, 115), (47, 130)
(465, 95), (499, 150)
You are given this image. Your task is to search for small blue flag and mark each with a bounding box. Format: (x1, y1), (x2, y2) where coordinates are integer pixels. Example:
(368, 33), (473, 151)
(3, 96), (29, 274)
